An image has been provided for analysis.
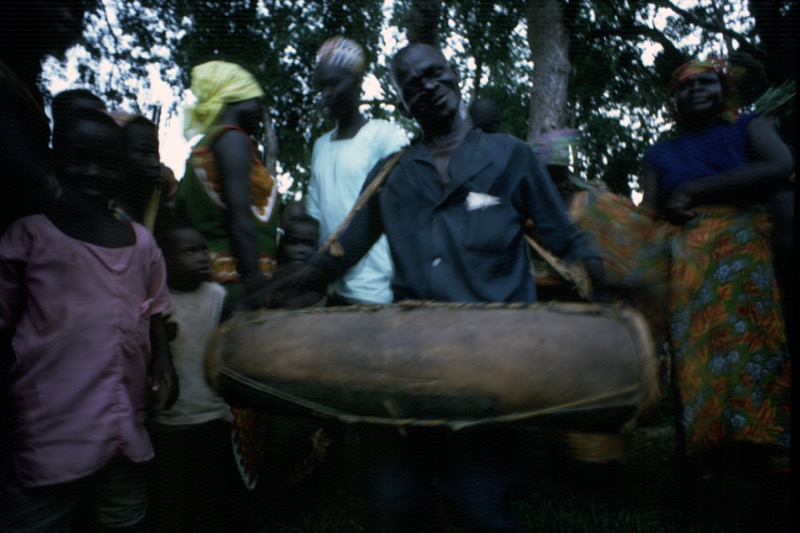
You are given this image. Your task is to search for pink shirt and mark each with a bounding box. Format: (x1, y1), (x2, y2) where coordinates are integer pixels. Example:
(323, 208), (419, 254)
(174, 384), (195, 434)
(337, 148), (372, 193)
(0, 215), (170, 487)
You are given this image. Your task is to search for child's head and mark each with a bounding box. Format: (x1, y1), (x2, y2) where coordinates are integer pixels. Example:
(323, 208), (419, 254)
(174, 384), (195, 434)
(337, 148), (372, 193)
(56, 109), (126, 200)
(155, 216), (211, 292)
(110, 112), (162, 215)
(52, 89), (107, 152)
(468, 98), (503, 133)
(278, 203), (319, 265)
(159, 164), (179, 208)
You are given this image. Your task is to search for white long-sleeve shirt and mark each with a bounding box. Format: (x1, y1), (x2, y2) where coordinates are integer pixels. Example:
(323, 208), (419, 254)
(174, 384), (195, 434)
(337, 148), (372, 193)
(306, 119), (408, 304)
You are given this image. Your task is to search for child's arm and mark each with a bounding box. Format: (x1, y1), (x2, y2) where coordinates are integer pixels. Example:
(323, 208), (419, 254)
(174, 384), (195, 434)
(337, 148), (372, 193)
(149, 312), (179, 411)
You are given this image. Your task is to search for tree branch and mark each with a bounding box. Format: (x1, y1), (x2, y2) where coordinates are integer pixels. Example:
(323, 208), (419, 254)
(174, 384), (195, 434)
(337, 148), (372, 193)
(585, 24), (681, 57)
(650, 0), (757, 50)
(101, 0), (122, 51)
(262, 108), (278, 175)
(100, 0), (123, 95)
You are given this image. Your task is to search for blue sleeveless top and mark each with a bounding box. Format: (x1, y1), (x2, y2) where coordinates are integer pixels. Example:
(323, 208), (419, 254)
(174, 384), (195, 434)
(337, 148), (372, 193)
(643, 113), (755, 208)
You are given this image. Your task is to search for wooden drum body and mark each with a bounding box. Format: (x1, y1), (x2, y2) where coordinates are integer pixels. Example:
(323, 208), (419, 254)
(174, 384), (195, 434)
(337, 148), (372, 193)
(206, 302), (659, 431)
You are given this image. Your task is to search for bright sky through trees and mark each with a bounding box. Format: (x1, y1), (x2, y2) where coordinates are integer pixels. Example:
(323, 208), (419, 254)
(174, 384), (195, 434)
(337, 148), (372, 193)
(40, 0), (766, 201)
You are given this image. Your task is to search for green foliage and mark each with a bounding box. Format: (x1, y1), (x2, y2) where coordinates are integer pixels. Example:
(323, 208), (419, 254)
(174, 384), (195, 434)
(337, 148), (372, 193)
(449, 0), (526, 70)
(64, 0), (387, 199)
(166, 0), (386, 198)
(58, 0), (786, 200)
(754, 79), (796, 128)
(446, 0), (529, 103)
(557, 0), (772, 195)
(477, 84), (530, 140)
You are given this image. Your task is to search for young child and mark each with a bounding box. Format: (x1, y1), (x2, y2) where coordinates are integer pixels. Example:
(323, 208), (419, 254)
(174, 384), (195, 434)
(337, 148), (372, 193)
(109, 112), (163, 229)
(274, 202), (325, 309)
(148, 215), (247, 531)
(277, 202), (319, 266)
(51, 89), (107, 153)
(0, 108), (176, 531)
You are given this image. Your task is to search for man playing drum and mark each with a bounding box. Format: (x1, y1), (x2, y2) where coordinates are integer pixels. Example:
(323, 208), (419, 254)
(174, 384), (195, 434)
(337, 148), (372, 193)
(256, 43), (605, 532)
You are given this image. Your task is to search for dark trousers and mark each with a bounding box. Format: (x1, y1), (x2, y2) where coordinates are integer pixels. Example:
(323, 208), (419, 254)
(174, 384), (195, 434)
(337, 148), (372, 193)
(362, 426), (531, 532)
(147, 419), (251, 533)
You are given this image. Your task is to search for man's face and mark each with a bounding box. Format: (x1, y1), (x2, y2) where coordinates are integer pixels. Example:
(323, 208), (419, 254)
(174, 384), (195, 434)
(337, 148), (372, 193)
(230, 97), (263, 136)
(315, 64), (361, 121)
(392, 45), (460, 126)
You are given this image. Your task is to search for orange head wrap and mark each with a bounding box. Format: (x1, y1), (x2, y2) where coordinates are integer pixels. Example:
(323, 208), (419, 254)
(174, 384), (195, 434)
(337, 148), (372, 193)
(667, 56), (739, 126)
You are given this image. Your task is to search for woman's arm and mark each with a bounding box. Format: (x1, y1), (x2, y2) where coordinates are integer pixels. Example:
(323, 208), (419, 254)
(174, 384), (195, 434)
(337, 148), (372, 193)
(213, 130), (268, 294)
(642, 159), (700, 223)
(639, 162), (660, 212)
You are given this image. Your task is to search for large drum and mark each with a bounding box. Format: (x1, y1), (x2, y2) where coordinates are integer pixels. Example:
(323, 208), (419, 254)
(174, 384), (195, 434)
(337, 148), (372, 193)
(206, 301), (659, 431)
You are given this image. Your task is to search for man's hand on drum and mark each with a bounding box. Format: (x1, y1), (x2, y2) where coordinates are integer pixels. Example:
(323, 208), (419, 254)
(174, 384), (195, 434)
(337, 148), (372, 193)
(236, 263), (329, 311)
(583, 256), (613, 302)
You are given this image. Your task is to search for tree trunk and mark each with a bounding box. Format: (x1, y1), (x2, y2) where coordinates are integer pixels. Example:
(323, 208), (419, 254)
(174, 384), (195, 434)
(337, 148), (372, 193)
(406, 0), (443, 45)
(262, 108), (278, 175)
(525, 0), (570, 145)
(471, 53), (483, 103)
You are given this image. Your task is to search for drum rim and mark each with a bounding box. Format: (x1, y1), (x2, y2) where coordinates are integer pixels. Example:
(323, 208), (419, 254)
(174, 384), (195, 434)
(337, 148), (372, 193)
(207, 301), (659, 431)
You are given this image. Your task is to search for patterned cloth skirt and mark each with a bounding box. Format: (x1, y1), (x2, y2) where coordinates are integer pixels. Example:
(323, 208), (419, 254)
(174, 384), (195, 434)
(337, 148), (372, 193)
(568, 190), (790, 459)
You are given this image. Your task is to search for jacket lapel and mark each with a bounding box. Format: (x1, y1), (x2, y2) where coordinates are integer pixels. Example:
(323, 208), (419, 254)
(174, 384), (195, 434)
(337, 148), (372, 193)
(402, 142), (442, 204)
(440, 130), (492, 204)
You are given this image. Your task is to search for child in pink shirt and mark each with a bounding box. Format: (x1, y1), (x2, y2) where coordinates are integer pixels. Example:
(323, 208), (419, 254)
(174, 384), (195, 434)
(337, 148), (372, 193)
(0, 109), (176, 531)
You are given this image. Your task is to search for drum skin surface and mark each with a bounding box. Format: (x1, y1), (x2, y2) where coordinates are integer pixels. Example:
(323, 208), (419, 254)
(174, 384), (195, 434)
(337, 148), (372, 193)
(206, 301), (659, 431)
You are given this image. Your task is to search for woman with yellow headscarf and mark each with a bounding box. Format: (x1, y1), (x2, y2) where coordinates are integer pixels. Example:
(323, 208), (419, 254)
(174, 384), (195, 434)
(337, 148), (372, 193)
(173, 62), (327, 521)
(175, 60), (280, 311)
(172, 63), (282, 518)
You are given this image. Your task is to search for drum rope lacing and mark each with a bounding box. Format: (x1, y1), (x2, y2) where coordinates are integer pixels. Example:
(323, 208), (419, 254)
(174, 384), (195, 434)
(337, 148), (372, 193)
(211, 301), (658, 431)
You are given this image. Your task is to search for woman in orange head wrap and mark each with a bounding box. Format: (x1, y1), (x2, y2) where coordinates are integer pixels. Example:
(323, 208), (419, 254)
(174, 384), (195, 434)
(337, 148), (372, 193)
(640, 56), (793, 526)
(666, 56), (740, 130)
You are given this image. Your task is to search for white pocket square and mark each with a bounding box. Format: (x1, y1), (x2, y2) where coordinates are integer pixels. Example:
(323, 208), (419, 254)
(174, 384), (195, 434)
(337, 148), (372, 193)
(465, 191), (501, 211)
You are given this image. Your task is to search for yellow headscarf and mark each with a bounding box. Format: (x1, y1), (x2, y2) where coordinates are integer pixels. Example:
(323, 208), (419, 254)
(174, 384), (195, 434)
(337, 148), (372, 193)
(184, 61), (265, 139)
